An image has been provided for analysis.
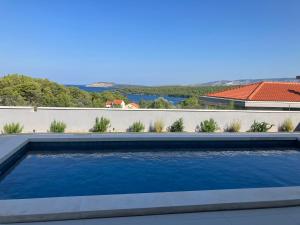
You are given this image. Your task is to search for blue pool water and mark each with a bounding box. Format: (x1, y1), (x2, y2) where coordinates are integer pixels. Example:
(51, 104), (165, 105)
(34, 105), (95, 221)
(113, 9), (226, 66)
(1, 149), (300, 199)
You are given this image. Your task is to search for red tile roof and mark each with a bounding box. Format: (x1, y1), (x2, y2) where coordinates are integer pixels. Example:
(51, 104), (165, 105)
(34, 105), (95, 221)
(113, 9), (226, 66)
(127, 103), (140, 108)
(207, 82), (300, 102)
(113, 99), (124, 105)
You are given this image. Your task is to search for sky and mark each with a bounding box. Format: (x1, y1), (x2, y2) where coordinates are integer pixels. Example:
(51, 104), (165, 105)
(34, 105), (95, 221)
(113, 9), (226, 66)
(0, 0), (300, 85)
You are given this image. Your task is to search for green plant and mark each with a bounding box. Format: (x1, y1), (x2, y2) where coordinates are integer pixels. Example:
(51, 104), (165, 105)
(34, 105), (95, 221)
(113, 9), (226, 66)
(2, 122), (23, 134)
(178, 96), (202, 109)
(225, 120), (241, 132)
(199, 118), (219, 132)
(90, 117), (110, 132)
(50, 120), (66, 133)
(227, 101), (235, 110)
(128, 121), (145, 132)
(153, 120), (164, 132)
(168, 118), (184, 132)
(279, 118), (294, 132)
(248, 120), (273, 132)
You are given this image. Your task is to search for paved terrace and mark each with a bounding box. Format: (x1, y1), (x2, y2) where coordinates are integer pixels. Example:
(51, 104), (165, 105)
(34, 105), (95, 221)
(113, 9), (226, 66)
(3, 206), (299, 225)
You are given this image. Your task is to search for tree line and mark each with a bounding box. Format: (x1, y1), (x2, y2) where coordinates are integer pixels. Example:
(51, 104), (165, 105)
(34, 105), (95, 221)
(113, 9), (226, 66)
(0, 74), (128, 107)
(0, 74), (235, 109)
(119, 85), (232, 98)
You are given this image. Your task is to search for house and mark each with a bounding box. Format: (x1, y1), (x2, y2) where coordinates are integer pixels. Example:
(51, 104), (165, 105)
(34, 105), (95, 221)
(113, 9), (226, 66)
(105, 101), (113, 108)
(126, 103), (140, 109)
(200, 82), (300, 110)
(105, 99), (126, 109)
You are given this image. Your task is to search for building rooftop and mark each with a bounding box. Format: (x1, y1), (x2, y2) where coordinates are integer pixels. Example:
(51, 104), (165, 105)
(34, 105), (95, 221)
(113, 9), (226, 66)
(106, 99), (124, 106)
(113, 99), (124, 105)
(207, 82), (300, 102)
(127, 102), (140, 108)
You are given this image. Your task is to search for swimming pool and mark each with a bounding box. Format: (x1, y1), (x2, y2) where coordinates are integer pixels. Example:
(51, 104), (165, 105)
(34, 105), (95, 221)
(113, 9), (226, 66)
(1, 134), (300, 223)
(1, 137), (300, 199)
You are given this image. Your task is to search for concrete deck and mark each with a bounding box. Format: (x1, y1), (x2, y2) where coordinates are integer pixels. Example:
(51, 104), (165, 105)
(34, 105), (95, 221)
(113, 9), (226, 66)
(4, 207), (300, 225)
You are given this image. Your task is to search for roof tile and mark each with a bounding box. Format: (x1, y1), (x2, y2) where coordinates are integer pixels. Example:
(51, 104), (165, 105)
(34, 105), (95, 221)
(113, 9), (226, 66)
(207, 82), (300, 102)
(113, 99), (124, 105)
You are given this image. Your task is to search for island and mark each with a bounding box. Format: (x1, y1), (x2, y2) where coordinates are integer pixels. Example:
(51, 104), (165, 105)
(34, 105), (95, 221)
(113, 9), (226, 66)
(86, 82), (115, 88)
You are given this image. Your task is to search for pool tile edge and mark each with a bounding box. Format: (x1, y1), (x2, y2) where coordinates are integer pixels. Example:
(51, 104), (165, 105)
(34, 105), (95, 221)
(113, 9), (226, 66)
(1, 187), (300, 223)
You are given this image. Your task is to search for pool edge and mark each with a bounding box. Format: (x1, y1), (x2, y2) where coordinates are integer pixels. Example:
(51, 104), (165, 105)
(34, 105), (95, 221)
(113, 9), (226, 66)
(1, 186), (300, 223)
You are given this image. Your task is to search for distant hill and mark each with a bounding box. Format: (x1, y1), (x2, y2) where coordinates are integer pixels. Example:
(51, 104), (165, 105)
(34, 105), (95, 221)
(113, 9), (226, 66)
(86, 77), (299, 88)
(198, 78), (299, 86)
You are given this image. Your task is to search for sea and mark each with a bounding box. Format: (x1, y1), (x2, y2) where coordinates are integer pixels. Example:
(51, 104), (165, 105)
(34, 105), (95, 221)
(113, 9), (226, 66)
(66, 85), (185, 104)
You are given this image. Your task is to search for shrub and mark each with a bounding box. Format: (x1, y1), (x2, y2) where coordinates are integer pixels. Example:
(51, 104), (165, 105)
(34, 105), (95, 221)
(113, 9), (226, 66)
(152, 120), (164, 132)
(2, 122), (23, 134)
(279, 118), (294, 132)
(225, 120), (241, 132)
(128, 121), (145, 132)
(227, 101), (235, 110)
(199, 118), (219, 132)
(178, 96), (202, 109)
(248, 120), (273, 132)
(50, 120), (66, 133)
(90, 117), (110, 132)
(168, 118), (184, 132)
(150, 97), (174, 109)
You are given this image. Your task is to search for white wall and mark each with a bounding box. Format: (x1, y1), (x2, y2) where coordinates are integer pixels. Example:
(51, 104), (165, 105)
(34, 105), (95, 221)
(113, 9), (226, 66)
(0, 106), (299, 133)
(0, 106), (36, 132)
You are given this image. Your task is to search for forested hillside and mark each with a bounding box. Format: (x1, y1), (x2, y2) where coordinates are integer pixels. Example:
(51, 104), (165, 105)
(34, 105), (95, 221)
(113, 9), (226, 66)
(0, 74), (127, 107)
(119, 85), (233, 98)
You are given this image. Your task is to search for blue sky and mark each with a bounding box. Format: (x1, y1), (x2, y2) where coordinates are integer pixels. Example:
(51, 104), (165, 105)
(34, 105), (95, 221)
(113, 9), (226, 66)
(0, 0), (299, 85)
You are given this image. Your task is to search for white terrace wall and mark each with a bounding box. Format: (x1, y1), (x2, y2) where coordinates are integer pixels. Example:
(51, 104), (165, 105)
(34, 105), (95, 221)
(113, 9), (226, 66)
(0, 106), (300, 133)
(0, 107), (36, 133)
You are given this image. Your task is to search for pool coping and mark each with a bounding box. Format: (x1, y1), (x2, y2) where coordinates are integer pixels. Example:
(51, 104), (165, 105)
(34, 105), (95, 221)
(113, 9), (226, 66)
(1, 133), (300, 223)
